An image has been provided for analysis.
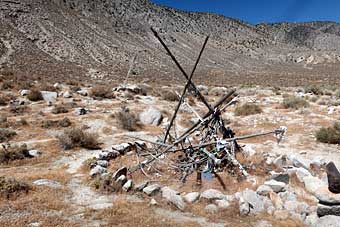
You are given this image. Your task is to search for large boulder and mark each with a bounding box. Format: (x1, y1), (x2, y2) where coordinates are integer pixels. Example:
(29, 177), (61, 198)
(256, 185), (273, 196)
(183, 192), (200, 203)
(41, 91), (58, 104)
(201, 189), (226, 200)
(139, 107), (163, 126)
(161, 187), (185, 210)
(326, 162), (340, 194)
(143, 184), (161, 196)
(312, 215), (340, 227)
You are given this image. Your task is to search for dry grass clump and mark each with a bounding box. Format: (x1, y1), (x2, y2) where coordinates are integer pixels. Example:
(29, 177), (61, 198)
(0, 128), (17, 142)
(51, 104), (69, 114)
(113, 107), (138, 131)
(91, 85), (115, 99)
(304, 85), (323, 95)
(38, 83), (58, 92)
(57, 127), (100, 150)
(316, 122), (340, 144)
(27, 88), (43, 102)
(235, 103), (263, 116)
(9, 104), (30, 115)
(282, 96), (309, 109)
(336, 90), (340, 99)
(0, 94), (8, 106)
(161, 90), (179, 102)
(41, 117), (72, 128)
(0, 144), (32, 164)
(0, 176), (30, 199)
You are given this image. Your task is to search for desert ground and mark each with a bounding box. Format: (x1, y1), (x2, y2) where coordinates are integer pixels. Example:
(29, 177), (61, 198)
(0, 74), (339, 227)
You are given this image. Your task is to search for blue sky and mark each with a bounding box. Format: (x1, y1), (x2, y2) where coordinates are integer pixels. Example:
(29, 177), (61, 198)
(151, 0), (340, 24)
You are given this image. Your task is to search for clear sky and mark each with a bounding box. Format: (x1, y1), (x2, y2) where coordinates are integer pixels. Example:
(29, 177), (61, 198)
(151, 0), (340, 24)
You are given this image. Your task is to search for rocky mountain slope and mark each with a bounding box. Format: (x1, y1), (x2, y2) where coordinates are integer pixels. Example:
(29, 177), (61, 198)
(0, 0), (340, 85)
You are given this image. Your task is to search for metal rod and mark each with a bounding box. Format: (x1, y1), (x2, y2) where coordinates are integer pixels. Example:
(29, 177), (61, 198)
(163, 35), (209, 143)
(150, 27), (214, 113)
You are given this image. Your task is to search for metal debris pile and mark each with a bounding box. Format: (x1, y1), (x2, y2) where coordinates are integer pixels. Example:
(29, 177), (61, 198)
(123, 28), (287, 186)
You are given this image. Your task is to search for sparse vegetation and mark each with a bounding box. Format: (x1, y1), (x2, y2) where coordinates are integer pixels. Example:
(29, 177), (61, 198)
(0, 144), (32, 164)
(52, 104), (69, 114)
(91, 85), (115, 99)
(161, 90), (179, 102)
(305, 85), (323, 95)
(0, 94), (8, 106)
(316, 122), (340, 144)
(282, 96), (309, 109)
(27, 88), (43, 102)
(336, 90), (340, 99)
(235, 103), (263, 116)
(9, 104), (29, 115)
(58, 127), (100, 150)
(41, 117), (72, 128)
(0, 128), (17, 143)
(0, 176), (30, 198)
(114, 107), (138, 131)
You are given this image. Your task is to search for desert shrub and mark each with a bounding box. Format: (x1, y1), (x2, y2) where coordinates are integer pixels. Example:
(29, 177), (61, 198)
(0, 116), (8, 128)
(51, 104), (69, 114)
(0, 94), (8, 106)
(114, 107), (138, 131)
(316, 122), (340, 144)
(41, 117), (71, 128)
(0, 81), (14, 90)
(27, 89), (43, 101)
(336, 90), (340, 99)
(91, 85), (114, 99)
(39, 83), (58, 92)
(58, 127), (100, 150)
(282, 96), (309, 109)
(161, 90), (179, 102)
(0, 176), (30, 198)
(309, 96), (319, 103)
(0, 128), (16, 142)
(235, 103), (263, 116)
(0, 144), (31, 164)
(17, 118), (29, 126)
(305, 85), (323, 95)
(9, 104), (29, 115)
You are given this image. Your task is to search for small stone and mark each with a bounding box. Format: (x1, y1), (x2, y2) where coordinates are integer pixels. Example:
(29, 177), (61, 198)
(150, 198), (158, 206)
(139, 107), (163, 126)
(77, 90), (88, 96)
(215, 199), (230, 209)
(269, 191), (283, 210)
(20, 90), (30, 96)
(90, 165), (107, 177)
(123, 180), (133, 192)
(134, 181), (149, 191)
(28, 150), (42, 157)
(239, 197), (250, 216)
(256, 185), (273, 196)
(161, 186), (185, 210)
(28, 222), (41, 227)
(53, 83), (62, 89)
(270, 173), (289, 184)
(63, 91), (72, 98)
(205, 204), (218, 213)
(201, 189), (226, 200)
(33, 179), (62, 188)
(96, 160), (109, 168)
(264, 180), (286, 193)
(75, 108), (88, 115)
(115, 175), (127, 187)
(112, 143), (132, 155)
(183, 192), (200, 203)
(143, 184), (161, 196)
(112, 167), (127, 181)
(41, 91), (58, 104)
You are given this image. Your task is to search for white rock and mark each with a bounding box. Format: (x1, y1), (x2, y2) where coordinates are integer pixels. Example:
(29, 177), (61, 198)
(77, 90), (89, 96)
(63, 91), (72, 98)
(287, 167), (311, 182)
(288, 154), (310, 170)
(33, 179), (61, 188)
(312, 215), (340, 227)
(305, 213), (318, 226)
(201, 189), (227, 200)
(139, 107), (163, 126)
(96, 160), (109, 168)
(149, 198), (158, 206)
(41, 91), (58, 104)
(215, 199), (230, 209)
(241, 189), (267, 214)
(90, 165), (107, 177)
(161, 186), (185, 210)
(264, 180), (286, 193)
(256, 185), (273, 196)
(134, 181), (149, 191)
(20, 89), (30, 96)
(242, 144), (256, 156)
(53, 83), (62, 89)
(183, 192), (200, 203)
(122, 180), (133, 192)
(28, 150), (42, 157)
(239, 197), (250, 216)
(205, 204), (218, 213)
(143, 184), (161, 196)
